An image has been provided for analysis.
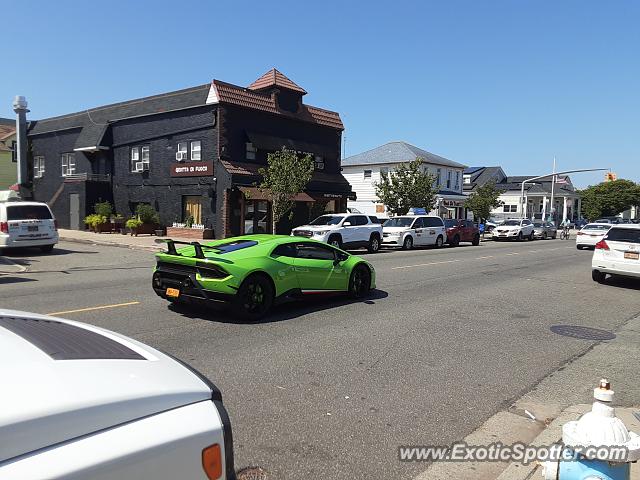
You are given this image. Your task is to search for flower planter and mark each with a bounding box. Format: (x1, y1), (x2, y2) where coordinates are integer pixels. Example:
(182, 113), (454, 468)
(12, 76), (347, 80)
(130, 223), (160, 236)
(166, 226), (214, 240)
(93, 222), (113, 233)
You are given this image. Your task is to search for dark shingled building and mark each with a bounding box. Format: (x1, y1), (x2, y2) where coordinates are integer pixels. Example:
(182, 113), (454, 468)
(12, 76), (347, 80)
(28, 69), (352, 237)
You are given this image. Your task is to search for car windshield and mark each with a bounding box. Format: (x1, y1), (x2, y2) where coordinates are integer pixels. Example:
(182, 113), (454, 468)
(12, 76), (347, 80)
(584, 224), (611, 231)
(443, 219), (458, 228)
(206, 240), (258, 253)
(310, 215), (343, 226)
(605, 228), (640, 243)
(503, 220), (521, 226)
(384, 217), (414, 228)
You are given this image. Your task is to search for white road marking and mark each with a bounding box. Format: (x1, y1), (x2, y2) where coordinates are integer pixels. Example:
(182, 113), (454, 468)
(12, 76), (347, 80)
(47, 301), (140, 316)
(476, 256), (494, 259)
(392, 259), (461, 270)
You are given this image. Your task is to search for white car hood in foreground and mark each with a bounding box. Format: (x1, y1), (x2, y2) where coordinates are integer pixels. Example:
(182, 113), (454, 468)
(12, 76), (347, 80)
(0, 309), (213, 463)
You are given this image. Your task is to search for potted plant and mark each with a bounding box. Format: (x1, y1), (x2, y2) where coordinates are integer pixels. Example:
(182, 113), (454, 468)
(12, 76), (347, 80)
(125, 218), (143, 236)
(84, 214), (107, 232)
(111, 213), (125, 233)
(92, 201), (114, 233)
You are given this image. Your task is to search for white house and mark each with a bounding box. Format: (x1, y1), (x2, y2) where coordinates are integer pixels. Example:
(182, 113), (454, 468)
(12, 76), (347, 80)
(342, 141), (468, 218)
(463, 166), (582, 222)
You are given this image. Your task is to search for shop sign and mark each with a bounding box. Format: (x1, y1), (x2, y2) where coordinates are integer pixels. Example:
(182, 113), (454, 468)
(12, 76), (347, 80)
(170, 161), (214, 177)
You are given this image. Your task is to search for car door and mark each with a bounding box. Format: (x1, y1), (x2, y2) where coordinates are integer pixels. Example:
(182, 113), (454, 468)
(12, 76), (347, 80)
(341, 215), (358, 246)
(424, 217), (443, 245)
(269, 243), (302, 293)
(293, 242), (350, 292)
(412, 217), (427, 246)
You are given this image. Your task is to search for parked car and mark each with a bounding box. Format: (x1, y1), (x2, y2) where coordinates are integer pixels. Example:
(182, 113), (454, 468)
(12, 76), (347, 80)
(532, 221), (557, 240)
(576, 223), (612, 250)
(0, 309), (234, 479)
(592, 225), (640, 283)
(368, 215), (388, 225)
(153, 236), (376, 320)
(291, 213), (382, 252)
(382, 215), (446, 249)
(0, 200), (58, 253)
(443, 219), (480, 246)
(492, 218), (535, 241)
(574, 218), (589, 229)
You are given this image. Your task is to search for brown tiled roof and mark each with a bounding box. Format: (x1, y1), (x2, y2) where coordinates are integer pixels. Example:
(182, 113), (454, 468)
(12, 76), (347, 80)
(219, 159), (261, 176)
(212, 80), (343, 130)
(0, 124), (15, 140)
(248, 68), (307, 94)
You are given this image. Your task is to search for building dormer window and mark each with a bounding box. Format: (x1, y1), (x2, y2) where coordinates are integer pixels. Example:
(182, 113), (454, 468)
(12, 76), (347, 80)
(463, 174), (471, 184)
(246, 142), (257, 160)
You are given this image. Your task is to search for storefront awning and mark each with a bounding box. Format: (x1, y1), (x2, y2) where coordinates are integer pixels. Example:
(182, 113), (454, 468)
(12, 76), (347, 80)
(238, 186), (314, 202)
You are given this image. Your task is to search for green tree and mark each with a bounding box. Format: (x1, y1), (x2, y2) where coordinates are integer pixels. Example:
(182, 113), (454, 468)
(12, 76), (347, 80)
(374, 158), (439, 216)
(259, 147), (314, 233)
(578, 179), (640, 220)
(464, 182), (503, 224)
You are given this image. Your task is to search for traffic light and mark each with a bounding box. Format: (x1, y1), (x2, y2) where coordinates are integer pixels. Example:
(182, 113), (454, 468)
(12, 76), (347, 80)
(604, 172), (617, 182)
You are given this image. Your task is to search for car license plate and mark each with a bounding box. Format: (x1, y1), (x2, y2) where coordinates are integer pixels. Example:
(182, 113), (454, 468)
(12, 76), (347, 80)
(27, 226), (38, 232)
(624, 252), (639, 260)
(165, 287), (180, 298)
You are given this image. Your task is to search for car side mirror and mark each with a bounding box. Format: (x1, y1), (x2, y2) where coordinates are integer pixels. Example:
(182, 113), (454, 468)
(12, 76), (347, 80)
(343, 221), (352, 227)
(334, 252), (348, 265)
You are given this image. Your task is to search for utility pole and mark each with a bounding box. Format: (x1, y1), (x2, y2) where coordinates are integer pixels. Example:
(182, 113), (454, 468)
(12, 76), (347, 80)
(549, 157), (556, 222)
(12, 95), (30, 197)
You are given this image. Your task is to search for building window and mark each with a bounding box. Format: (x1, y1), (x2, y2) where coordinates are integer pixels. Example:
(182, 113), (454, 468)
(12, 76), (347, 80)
(190, 141), (201, 161)
(503, 205), (518, 213)
(437, 168), (442, 185)
(183, 195), (203, 224)
(246, 142), (257, 160)
(176, 142), (188, 161)
(455, 171), (460, 190)
(131, 145), (150, 172)
(447, 170), (452, 189)
(463, 174), (471, 184)
(34, 156), (45, 178)
(314, 155), (324, 170)
(380, 167), (389, 176)
(61, 153), (76, 176)
(364, 169), (372, 179)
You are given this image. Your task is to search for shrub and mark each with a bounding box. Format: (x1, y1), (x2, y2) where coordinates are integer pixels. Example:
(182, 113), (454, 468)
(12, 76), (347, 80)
(94, 201), (113, 218)
(135, 204), (160, 224)
(84, 214), (107, 230)
(125, 218), (143, 229)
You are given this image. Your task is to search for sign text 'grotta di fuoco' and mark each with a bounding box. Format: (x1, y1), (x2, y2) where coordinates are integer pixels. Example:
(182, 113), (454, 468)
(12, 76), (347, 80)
(170, 161), (214, 177)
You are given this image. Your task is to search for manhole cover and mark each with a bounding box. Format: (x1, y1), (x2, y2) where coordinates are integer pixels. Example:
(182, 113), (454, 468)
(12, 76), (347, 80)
(550, 325), (616, 341)
(237, 467), (269, 480)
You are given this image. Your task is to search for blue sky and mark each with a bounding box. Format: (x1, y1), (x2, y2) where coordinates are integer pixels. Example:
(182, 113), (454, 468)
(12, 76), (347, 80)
(2, 0), (638, 187)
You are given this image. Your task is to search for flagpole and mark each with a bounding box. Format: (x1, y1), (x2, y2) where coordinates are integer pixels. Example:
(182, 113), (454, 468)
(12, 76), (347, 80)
(549, 157), (556, 223)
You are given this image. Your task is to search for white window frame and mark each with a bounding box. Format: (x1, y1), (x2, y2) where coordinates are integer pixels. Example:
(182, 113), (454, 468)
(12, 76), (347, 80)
(130, 147), (140, 172)
(364, 169), (372, 180)
(61, 153), (76, 177)
(34, 156), (45, 178)
(141, 145), (150, 171)
(190, 140), (201, 161)
(463, 174), (471, 184)
(246, 142), (257, 160)
(455, 171), (460, 190)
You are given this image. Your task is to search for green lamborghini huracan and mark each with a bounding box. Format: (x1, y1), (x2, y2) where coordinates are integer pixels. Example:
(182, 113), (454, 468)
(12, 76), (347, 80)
(152, 235), (376, 320)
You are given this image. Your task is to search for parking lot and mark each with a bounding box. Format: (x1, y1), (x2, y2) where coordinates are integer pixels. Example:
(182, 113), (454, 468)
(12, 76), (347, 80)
(2, 238), (640, 479)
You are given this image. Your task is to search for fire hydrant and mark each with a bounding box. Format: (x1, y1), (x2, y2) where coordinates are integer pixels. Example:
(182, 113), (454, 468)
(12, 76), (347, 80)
(542, 379), (640, 480)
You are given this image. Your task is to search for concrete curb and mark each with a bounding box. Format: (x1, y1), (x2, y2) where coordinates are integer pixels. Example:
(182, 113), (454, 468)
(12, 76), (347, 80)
(58, 235), (163, 252)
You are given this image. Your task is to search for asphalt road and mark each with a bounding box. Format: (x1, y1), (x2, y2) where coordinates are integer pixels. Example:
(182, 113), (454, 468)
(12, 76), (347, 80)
(2, 238), (640, 479)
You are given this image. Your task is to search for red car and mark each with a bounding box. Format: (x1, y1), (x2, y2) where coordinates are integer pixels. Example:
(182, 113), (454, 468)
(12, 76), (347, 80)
(444, 219), (481, 246)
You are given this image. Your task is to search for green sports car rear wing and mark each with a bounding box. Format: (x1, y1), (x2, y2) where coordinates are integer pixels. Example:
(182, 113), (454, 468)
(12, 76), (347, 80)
(155, 238), (212, 258)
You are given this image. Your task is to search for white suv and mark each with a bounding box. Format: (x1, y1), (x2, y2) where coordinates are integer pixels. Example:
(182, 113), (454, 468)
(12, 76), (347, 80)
(291, 213), (383, 252)
(382, 215), (446, 249)
(0, 309), (234, 479)
(0, 200), (58, 252)
(592, 225), (640, 283)
(492, 218), (534, 241)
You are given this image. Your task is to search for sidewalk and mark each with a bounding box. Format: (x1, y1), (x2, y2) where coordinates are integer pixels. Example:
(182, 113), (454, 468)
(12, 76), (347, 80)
(416, 312), (640, 480)
(57, 229), (195, 251)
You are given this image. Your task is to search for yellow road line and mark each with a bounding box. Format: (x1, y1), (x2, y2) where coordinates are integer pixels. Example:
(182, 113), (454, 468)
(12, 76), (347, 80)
(392, 260), (460, 270)
(47, 301), (140, 316)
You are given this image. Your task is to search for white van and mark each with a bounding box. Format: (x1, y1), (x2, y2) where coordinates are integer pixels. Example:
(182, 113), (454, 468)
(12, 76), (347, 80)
(0, 200), (58, 252)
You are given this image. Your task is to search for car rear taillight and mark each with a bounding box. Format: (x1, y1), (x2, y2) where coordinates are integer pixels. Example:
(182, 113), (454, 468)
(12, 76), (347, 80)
(595, 239), (609, 250)
(0, 222), (8, 234)
(202, 443), (223, 479)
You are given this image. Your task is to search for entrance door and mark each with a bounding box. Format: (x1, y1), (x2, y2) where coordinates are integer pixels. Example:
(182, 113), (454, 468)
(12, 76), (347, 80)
(243, 200), (270, 234)
(183, 196), (202, 224)
(69, 193), (80, 230)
